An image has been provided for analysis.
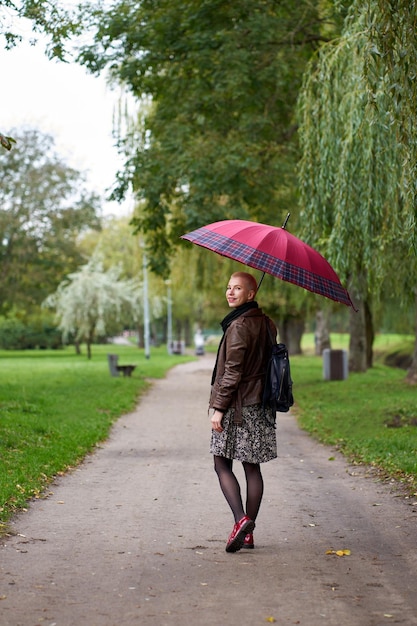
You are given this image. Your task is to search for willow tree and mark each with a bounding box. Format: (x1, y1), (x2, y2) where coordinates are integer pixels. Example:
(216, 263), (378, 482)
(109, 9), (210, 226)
(44, 253), (143, 359)
(297, 0), (417, 374)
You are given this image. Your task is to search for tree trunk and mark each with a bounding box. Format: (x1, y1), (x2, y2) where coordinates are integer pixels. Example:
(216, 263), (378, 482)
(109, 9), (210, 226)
(405, 289), (417, 384)
(137, 324), (144, 348)
(151, 321), (159, 346)
(278, 315), (305, 355)
(364, 299), (374, 369)
(348, 300), (367, 372)
(184, 317), (191, 347)
(74, 340), (81, 355)
(314, 309), (331, 355)
(86, 328), (94, 360)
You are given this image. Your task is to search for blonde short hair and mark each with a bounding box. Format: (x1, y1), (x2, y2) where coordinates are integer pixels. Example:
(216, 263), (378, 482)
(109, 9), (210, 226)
(231, 272), (258, 294)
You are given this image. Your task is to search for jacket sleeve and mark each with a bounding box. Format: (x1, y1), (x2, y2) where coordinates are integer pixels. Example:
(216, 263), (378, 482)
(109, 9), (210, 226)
(211, 322), (247, 412)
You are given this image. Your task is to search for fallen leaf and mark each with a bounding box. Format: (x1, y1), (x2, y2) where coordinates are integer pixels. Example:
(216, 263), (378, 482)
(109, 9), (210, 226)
(0, 135), (16, 151)
(325, 549), (351, 557)
(265, 618), (276, 623)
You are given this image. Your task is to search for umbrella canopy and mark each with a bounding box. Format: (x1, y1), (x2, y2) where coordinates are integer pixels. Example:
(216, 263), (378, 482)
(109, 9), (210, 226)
(181, 219), (355, 309)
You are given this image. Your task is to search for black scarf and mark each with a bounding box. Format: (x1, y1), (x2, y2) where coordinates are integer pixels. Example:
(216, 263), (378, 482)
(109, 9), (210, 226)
(211, 301), (259, 385)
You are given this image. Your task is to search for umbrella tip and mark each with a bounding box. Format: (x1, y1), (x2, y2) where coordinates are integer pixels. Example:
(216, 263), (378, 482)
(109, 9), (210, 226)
(282, 213), (291, 229)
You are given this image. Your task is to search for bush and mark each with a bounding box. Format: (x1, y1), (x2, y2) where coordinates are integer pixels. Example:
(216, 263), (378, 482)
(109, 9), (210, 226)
(0, 314), (62, 349)
(0, 316), (26, 349)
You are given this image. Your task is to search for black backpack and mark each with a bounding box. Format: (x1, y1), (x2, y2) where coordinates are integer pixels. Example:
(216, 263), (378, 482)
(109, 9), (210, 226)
(262, 322), (294, 418)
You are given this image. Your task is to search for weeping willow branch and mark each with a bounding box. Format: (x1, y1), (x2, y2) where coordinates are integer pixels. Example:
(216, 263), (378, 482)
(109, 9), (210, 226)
(297, 0), (417, 299)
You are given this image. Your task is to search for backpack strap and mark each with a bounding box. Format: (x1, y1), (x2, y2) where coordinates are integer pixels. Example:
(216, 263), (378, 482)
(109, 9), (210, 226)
(264, 316), (276, 347)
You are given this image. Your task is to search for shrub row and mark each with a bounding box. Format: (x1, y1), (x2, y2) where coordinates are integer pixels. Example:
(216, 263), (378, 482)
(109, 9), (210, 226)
(0, 315), (62, 349)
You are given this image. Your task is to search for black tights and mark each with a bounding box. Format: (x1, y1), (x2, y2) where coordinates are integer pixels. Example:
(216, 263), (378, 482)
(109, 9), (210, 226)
(213, 456), (264, 523)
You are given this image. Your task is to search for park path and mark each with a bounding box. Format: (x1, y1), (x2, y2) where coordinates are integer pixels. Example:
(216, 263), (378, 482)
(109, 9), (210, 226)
(1, 355), (417, 626)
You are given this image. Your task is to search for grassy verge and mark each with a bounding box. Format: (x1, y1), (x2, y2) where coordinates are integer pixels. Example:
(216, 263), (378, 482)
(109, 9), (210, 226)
(0, 344), (194, 530)
(291, 339), (417, 494)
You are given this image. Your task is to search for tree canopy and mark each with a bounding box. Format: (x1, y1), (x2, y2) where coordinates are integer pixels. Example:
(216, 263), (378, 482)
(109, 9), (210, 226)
(0, 1), (85, 146)
(44, 252), (143, 358)
(78, 0), (335, 275)
(0, 127), (101, 315)
(298, 0), (417, 287)
(0, 0), (81, 59)
(297, 0), (417, 371)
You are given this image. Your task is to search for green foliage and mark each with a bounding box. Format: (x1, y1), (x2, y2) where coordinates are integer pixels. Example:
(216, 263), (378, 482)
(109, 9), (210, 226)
(44, 252), (153, 357)
(0, 311), (61, 349)
(0, 127), (102, 315)
(0, 0), (83, 59)
(297, 0), (417, 373)
(0, 345), (194, 526)
(0, 316), (26, 349)
(78, 0), (332, 275)
(364, 0), (417, 241)
(297, 0), (417, 297)
(79, 216), (141, 278)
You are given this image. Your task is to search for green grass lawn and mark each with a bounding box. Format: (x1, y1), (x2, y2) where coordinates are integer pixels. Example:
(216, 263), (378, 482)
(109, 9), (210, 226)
(292, 334), (417, 492)
(1, 335), (416, 532)
(0, 344), (194, 529)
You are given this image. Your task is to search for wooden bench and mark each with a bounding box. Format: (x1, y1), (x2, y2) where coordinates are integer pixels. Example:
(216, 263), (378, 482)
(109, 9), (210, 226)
(107, 353), (136, 377)
(116, 364), (136, 377)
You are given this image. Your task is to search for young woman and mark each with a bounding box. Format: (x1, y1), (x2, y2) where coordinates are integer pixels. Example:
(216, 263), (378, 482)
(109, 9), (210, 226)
(209, 272), (277, 552)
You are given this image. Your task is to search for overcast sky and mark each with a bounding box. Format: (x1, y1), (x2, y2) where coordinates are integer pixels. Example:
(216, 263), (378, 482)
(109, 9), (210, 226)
(2, 34), (133, 217)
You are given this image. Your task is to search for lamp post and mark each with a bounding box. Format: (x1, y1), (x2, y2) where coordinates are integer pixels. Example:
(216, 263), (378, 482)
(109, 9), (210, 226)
(166, 279), (173, 354)
(142, 245), (150, 360)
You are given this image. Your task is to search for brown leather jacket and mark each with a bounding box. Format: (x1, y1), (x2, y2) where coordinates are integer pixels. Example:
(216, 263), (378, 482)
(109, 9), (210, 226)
(209, 307), (277, 424)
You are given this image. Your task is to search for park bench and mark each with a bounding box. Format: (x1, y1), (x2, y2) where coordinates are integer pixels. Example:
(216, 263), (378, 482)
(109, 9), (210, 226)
(107, 353), (137, 377)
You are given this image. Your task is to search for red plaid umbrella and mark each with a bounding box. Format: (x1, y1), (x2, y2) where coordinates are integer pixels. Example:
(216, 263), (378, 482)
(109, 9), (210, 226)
(181, 218), (355, 309)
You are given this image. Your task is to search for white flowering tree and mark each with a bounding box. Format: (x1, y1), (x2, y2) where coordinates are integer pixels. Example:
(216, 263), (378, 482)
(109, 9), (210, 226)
(44, 253), (142, 359)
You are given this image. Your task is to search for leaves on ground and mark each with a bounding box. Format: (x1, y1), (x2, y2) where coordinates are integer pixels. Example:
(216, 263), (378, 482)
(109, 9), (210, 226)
(325, 549), (351, 557)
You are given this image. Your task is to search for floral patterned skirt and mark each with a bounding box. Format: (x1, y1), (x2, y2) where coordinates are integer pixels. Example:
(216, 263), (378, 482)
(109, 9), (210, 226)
(210, 404), (277, 464)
